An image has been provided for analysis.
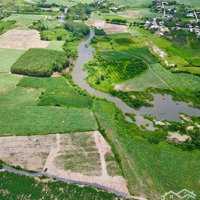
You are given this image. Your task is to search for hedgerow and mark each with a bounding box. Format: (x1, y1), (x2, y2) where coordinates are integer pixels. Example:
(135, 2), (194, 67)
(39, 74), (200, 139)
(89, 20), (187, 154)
(11, 48), (68, 77)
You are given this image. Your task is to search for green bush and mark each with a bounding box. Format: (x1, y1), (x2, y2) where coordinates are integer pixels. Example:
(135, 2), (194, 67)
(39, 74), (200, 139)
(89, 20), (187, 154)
(11, 48), (68, 77)
(64, 21), (89, 38)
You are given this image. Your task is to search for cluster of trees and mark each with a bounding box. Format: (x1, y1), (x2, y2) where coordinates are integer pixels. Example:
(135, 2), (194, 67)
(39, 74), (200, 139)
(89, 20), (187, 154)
(66, 3), (91, 20)
(94, 27), (106, 36)
(106, 18), (127, 25)
(64, 21), (89, 38)
(11, 48), (68, 77)
(165, 29), (200, 49)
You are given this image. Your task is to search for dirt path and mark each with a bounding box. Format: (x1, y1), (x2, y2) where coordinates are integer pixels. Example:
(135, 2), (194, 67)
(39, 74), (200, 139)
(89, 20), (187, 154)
(43, 134), (60, 172)
(41, 132), (130, 195)
(93, 131), (109, 177)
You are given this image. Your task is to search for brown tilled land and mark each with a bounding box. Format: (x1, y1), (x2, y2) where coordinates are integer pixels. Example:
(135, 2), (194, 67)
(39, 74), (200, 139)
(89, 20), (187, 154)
(86, 19), (128, 34)
(0, 132), (129, 195)
(0, 29), (49, 50)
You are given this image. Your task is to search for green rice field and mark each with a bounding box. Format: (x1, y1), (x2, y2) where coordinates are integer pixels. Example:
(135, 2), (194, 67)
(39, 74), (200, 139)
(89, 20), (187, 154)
(0, 171), (117, 200)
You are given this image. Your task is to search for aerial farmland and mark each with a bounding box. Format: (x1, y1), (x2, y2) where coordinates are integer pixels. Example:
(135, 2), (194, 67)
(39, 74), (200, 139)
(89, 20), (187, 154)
(0, 0), (200, 200)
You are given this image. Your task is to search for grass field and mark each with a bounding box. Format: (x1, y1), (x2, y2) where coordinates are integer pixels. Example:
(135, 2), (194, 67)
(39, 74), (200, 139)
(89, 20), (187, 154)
(0, 171), (117, 200)
(86, 51), (148, 92)
(0, 21), (16, 34)
(0, 73), (22, 94)
(11, 48), (68, 77)
(107, 0), (200, 7)
(41, 28), (72, 41)
(45, 0), (93, 6)
(0, 48), (25, 72)
(0, 106), (97, 136)
(1, 14), (47, 27)
(93, 99), (200, 198)
(18, 77), (93, 108)
(116, 68), (169, 91)
(47, 40), (65, 51)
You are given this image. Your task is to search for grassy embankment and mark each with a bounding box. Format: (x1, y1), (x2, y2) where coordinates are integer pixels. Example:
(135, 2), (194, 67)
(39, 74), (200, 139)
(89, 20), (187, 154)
(88, 32), (200, 108)
(93, 99), (200, 199)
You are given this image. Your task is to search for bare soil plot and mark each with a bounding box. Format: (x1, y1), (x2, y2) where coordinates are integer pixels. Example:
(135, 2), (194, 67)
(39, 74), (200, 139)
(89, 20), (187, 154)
(0, 29), (49, 50)
(86, 19), (128, 34)
(119, 10), (143, 18)
(0, 135), (56, 171)
(0, 132), (129, 195)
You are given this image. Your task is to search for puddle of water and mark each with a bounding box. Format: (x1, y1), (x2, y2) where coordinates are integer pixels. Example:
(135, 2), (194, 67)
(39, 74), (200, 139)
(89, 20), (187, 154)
(137, 94), (200, 121)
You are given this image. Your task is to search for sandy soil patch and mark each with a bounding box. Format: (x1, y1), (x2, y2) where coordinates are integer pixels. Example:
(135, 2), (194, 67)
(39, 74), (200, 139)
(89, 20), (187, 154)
(167, 132), (191, 143)
(0, 135), (56, 171)
(0, 29), (49, 50)
(0, 132), (129, 195)
(86, 19), (128, 34)
(119, 10), (143, 18)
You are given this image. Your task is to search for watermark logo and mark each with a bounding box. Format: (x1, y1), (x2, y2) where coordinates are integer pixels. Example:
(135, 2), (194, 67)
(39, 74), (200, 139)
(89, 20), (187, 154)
(161, 189), (196, 199)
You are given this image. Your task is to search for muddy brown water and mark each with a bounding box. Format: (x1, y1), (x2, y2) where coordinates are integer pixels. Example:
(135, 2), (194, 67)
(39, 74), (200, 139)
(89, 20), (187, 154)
(71, 30), (200, 124)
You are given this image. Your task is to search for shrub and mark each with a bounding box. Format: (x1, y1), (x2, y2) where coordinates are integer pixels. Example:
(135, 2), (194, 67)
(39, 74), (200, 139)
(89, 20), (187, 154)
(64, 21), (89, 38)
(11, 48), (68, 77)
(94, 27), (106, 36)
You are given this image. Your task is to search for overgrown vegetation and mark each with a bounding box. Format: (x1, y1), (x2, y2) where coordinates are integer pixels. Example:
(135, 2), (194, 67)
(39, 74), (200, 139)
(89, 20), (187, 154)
(64, 21), (90, 38)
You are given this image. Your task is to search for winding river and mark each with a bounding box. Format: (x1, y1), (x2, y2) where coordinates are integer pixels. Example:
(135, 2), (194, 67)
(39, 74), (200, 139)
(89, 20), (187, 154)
(2, 30), (200, 198)
(71, 30), (200, 126)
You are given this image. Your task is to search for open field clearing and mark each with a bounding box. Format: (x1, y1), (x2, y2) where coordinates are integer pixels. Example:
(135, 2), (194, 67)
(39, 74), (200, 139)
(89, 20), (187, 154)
(0, 21), (16, 35)
(118, 8), (162, 19)
(0, 73), (22, 94)
(0, 48), (25, 72)
(0, 86), (41, 106)
(18, 77), (93, 108)
(0, 29), (49, 50)
(0, 132), (129, 195)
(86, 56), (148, 92)
(45, 0), (93, 6)
(1, 14), (47, 27)
(0, 106), (97, 136)
(86, 19), (128, 34)
(0, 172), (118, 200)
(47, 41), (65, 51)
(115, 63), (200, 92)
(115, 68), (169, 91)
(108, 0), (200, 6)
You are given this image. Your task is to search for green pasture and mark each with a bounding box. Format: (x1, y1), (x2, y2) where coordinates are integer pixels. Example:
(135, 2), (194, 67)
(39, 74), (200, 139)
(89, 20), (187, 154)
(0, 21), (16, 34)
(2, 14), (47, 27)
(93, 99), (200, 198)
(0, 105), (97, 136)
(0, 73), (22, 94)
(47, 40), (65, 51)
(0, 48), (25, 73)
(0, 171), (116, 200)
(18, 77), (93, 108)
(119, 68), (169, 91)
(41, 28), (72, 41)
(45, 0), (93, 6)
(107, 0), (200, 7)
